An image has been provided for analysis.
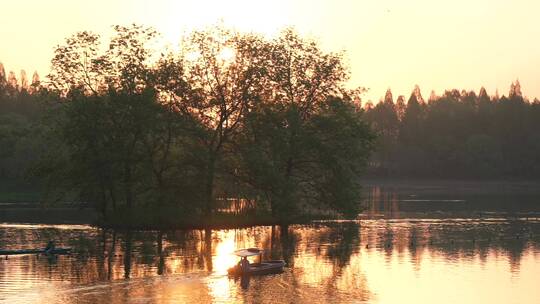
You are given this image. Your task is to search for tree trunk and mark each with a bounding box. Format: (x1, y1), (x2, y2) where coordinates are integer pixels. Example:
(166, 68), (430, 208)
(109, 185), (117, 212)
(99, 182), (108, 220)
(285, 157), (293, 180)
(124, 164), (133, 210)
(204, 154), (216, 216)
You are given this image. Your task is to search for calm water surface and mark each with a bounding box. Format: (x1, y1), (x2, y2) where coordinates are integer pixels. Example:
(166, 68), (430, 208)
(1, 183), (540, 304)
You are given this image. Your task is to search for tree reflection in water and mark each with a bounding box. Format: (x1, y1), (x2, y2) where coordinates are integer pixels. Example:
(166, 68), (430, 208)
(123, 231), (132, 279)
(0, 220), (539, 303)
(157, 231), (164, 275)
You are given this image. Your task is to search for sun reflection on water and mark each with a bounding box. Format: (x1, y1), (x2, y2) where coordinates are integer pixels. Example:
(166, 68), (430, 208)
(1, 219), (540, 304)
(206, 230), (240, 302)
(212, 230), (238, 275)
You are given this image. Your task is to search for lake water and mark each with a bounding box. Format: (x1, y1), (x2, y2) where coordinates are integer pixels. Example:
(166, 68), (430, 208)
(1, 181), (540, 304)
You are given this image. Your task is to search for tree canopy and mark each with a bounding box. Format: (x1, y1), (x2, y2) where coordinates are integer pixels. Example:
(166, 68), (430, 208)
(364, 81), (540, 178)
(2, 24), (376, 223)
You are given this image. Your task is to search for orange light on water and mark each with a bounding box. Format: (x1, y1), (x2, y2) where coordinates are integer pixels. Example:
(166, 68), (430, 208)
(212, 230), (238, 274)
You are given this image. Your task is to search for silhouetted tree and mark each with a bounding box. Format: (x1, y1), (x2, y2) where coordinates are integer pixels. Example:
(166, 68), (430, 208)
(399, 85), (424, 145)
(395, 95), (406, 120)
(364, 89), (399, 174)
(236, 29), (374, 218)
(29, 71), (40, 93)
(20, 70), (28, 91)
(167, 27), (268, 215)
(365, 82), (540, 178)
(7, 71), (18, 94)
(42, 25), (194, 216)
(30, 24), (377, 223)
(0, 63), (6, 96)
(48, 31), (104, 95)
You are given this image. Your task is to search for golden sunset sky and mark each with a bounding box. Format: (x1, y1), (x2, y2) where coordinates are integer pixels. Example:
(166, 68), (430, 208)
(1, 0), (539, 101)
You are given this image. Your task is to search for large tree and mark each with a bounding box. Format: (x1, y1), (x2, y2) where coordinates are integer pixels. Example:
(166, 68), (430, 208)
(237, 29), (375, 218)
(42, 24), (377, 221)
(162, 27), (269, 215)
(44, 25), (190, 216)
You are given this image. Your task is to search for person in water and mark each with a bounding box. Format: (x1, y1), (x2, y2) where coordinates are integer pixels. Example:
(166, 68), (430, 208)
(44, 241), (55, 254)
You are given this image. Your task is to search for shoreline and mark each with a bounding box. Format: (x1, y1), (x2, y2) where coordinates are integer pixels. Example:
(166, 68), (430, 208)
(0, 208), (323, 231)
(3, 178), (540, 230)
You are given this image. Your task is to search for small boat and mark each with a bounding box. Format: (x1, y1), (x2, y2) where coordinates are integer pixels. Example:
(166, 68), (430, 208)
(0, 247), (72, 256)
(227, 248), (285, 276)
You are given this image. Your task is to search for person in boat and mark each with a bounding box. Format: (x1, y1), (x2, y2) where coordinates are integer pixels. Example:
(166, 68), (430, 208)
(240, 256), (250, 273)
(44, 241), (55, 254)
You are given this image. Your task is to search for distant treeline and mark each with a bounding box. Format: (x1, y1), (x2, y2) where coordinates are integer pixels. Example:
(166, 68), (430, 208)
(0, 69), (45, 194)
(364, 83), (540, 178)
(0, 25), (375, 224)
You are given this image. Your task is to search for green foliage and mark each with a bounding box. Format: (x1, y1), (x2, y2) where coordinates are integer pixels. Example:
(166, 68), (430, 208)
(2, 25), (377, 224)
(364, 81), (540, 178)
(238, 98), (375, 219)
(0, 79), (48, 194)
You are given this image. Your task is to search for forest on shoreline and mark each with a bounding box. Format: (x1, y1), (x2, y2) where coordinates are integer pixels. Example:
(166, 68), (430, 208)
(364, 82), (540, 178)
(1, 25), (540, 227)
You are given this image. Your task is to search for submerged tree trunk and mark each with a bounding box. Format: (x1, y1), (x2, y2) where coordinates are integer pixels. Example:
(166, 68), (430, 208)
(280, 224), (289, 239)
(107, 230), (116, 280)
(123, 231), (133, 279)
(157, 231), (164, 275)
(204, 228), (213, 271)
(279, 224), (292, 265)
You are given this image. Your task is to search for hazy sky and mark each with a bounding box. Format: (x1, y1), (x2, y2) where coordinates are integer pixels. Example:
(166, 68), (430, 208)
(1, 0), (539, 101)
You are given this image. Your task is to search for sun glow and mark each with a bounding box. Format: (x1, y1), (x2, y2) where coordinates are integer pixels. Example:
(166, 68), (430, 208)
(218, 47), (235, 63)
(212, 230), (238, 275)
(186, 51), (201, 62)
(206, 230), (239, 302)
(3, 0), (540, 103)
(162, 0), (292, 39)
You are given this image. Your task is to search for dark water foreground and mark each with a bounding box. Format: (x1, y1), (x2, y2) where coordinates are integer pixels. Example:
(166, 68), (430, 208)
(1, 218), (539, 304)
